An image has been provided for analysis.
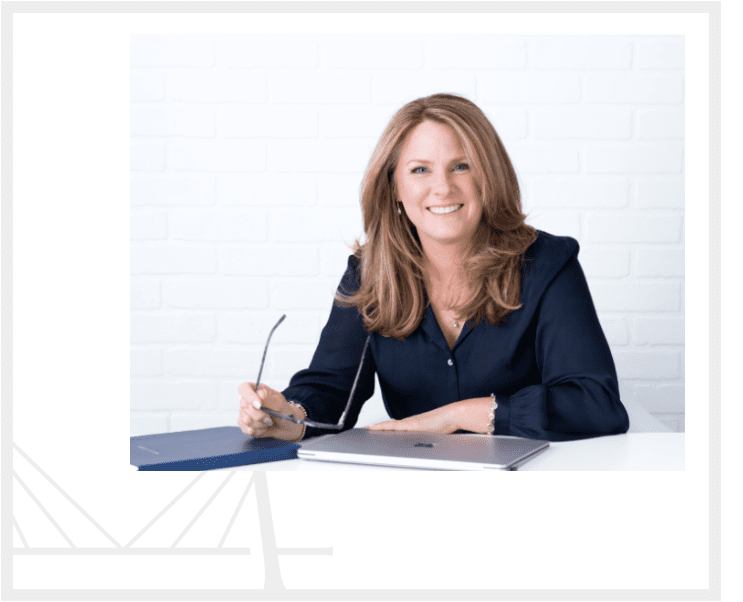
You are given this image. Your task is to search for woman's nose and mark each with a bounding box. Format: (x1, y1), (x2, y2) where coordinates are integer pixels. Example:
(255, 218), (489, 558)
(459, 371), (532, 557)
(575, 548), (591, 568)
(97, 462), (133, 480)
(431, 170), (453, 195)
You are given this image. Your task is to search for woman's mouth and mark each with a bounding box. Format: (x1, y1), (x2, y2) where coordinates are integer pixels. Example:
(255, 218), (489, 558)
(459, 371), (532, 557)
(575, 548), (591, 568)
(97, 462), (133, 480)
(427, 204), (464, 215)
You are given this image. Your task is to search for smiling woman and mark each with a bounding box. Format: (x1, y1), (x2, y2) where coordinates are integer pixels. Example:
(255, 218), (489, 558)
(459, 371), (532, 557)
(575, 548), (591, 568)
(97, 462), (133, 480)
(237, 93), (630, 443)
(346, 94), (536, 344)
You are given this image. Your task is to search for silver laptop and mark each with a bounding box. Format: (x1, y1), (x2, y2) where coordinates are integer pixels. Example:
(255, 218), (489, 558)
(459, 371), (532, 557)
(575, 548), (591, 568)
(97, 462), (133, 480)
(297, 429), (549, 471)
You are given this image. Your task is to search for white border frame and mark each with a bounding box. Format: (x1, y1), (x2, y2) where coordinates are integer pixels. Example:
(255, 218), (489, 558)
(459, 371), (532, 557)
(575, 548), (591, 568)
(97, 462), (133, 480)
(0, 2), (722, 600)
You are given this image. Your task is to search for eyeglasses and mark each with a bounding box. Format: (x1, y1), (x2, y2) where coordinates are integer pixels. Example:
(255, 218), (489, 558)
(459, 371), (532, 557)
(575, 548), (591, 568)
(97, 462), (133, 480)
(254, 314), (371, 430)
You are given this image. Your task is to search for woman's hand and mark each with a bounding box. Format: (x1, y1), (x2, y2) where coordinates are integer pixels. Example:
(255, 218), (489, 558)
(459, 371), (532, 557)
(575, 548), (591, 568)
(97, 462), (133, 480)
(366, 404), (457, 434)
(366, 397), (494, 434)
(237, 382), (304, 441)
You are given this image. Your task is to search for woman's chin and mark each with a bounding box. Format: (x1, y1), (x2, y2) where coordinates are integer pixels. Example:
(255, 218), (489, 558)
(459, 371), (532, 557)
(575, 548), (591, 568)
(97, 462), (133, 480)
(418, 227), (477, 249)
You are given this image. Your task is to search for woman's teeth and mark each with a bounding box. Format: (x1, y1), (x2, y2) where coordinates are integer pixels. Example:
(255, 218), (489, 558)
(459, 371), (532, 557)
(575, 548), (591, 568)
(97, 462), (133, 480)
(428, 204), (464, 215)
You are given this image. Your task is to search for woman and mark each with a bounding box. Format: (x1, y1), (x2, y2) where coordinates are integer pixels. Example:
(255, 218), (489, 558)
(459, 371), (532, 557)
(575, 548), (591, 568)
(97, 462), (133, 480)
(237, 93), (630, 442)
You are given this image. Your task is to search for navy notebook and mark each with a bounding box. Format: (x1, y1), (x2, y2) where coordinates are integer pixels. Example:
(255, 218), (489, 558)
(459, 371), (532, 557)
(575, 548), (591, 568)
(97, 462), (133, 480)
(130, 426), (300, 471)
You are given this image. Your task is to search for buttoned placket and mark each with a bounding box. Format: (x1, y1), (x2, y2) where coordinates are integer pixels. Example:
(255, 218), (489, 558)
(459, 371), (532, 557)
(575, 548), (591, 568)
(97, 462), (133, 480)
(421, 304), (477, 406)
(444, 348), (459, 408)
(448, 325), (478, 402)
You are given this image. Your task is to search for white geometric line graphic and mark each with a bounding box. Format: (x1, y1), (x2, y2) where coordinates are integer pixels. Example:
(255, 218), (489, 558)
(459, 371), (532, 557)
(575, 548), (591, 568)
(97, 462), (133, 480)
(170, 470), (237, 548)
(13, 441), (121, 547)
(13, 443), (333, 589)
(13, 546), (250, 557)
(13, 546), (333, 557)
(124, 470), (209, 548)
(13, 470), (77, 548)
(250, 470), (286, 590)
(13, 512), (28, 548)
(217, 470), (333, 557)
(218, 472), (254, 548)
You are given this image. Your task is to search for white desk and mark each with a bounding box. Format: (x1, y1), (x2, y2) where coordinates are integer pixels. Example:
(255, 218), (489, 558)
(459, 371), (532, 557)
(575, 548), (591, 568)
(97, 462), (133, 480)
(222, 433), (684, 471)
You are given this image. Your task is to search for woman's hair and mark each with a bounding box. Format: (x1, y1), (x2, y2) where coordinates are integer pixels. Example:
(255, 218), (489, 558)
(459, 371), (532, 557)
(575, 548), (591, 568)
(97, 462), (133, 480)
(337, 93), (536, 339)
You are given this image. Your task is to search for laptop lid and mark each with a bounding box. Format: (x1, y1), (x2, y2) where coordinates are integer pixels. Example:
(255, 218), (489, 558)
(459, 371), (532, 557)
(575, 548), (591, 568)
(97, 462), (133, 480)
(297, 429), (549, 471)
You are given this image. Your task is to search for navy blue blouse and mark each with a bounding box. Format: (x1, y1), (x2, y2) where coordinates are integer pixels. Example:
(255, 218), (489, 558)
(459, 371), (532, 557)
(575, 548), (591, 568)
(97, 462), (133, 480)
(283, 230), (630, 441)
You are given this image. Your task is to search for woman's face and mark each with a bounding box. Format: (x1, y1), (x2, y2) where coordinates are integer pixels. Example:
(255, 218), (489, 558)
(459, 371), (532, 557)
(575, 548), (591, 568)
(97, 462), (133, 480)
(394, 120), (482, 253)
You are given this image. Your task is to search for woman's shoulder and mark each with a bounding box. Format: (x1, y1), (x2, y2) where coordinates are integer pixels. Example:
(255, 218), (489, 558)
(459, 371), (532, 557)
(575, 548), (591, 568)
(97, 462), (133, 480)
(521, 230), (580, 287)
(526, 230), (580, 262)
(337, 252), (362, 294)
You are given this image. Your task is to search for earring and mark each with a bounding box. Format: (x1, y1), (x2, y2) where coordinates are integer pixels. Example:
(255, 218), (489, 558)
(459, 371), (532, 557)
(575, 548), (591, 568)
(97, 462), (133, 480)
(397, 206), (402, 215)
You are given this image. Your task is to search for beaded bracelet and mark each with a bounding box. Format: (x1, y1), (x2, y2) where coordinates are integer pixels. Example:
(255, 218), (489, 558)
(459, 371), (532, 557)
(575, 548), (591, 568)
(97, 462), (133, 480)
(486, 393), (498, 435)
(287, 401), (307, 441)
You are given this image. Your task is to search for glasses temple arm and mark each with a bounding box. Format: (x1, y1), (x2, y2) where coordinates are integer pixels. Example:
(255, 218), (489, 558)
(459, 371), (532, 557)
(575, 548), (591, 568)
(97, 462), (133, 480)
(336, 333), (371, 429)
(254, 325), (371, 432)
(255, 314), (286, 392)
(260, 406), (343, 430)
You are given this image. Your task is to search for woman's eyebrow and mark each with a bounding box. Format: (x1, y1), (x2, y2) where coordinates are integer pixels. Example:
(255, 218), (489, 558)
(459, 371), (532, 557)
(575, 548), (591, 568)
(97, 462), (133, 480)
(404, 156), (468, 165)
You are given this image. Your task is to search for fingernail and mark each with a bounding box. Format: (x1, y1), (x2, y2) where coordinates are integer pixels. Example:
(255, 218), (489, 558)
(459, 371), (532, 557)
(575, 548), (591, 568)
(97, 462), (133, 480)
(252, 400), (261, 409)
(263, 418), (273, 426)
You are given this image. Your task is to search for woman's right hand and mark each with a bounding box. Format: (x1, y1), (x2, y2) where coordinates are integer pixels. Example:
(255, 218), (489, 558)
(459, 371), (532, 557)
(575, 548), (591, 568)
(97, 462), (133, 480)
(236, 382), (305, 441)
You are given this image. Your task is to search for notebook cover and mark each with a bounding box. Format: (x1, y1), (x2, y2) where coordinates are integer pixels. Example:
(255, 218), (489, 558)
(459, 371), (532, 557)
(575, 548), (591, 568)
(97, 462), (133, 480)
(130, 426), (300, 471)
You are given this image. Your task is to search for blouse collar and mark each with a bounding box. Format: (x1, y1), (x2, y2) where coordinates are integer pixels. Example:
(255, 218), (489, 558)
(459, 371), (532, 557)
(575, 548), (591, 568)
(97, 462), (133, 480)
(420, 303), (474, 352)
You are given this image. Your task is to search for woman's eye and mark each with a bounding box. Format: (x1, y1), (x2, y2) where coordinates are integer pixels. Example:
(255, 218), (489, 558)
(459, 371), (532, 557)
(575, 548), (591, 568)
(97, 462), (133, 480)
(454, 163), (470, 171)
(411, 166), (428, 174)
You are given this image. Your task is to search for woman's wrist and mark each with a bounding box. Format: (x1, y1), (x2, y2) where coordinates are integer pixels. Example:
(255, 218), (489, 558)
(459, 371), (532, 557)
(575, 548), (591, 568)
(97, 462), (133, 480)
(451, 397), (496, 434)
(486, 394), (498, 434)
(286, 401), (307, 441)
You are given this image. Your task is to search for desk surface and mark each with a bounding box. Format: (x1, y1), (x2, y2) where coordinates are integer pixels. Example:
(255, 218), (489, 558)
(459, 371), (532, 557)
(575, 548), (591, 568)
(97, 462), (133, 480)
(220, 432), (684, 471)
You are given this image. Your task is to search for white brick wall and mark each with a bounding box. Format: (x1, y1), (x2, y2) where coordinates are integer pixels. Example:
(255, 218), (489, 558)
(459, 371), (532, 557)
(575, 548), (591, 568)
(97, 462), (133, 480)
(131, 34), (685, 435)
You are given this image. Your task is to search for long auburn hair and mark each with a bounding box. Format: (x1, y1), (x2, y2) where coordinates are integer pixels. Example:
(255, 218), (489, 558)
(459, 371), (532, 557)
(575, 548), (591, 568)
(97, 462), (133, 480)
(336, 93), (536, 339)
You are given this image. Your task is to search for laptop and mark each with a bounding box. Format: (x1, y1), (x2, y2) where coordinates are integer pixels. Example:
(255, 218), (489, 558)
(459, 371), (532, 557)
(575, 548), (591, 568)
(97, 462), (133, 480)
(297, 429), (549, 471)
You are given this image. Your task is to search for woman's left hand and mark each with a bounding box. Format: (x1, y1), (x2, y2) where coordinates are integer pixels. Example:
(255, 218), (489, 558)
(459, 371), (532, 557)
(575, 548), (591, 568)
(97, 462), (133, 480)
(366, 397), (493, 434)
(366, 404), (458, 434)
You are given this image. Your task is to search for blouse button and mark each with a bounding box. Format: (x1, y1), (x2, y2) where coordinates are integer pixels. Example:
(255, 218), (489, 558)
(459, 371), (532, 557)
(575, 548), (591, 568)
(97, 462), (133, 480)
(447, 358), (454, 366)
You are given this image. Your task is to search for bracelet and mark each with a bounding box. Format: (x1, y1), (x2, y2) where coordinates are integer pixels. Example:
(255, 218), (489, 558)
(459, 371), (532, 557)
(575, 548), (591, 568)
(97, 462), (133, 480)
(486, 393), (498, 435)
(287, 401), (307, 441)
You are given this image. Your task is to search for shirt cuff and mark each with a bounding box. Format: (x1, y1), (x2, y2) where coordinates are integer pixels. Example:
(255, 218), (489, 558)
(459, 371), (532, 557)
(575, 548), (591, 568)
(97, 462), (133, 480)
(492, 384), (549, 439)
(282, 387), (346, 439)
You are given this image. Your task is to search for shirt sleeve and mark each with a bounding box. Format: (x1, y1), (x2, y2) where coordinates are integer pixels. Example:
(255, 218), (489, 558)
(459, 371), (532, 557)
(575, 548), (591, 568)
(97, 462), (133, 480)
(491, 254), (630, 441)
(281, 257), (376, 439)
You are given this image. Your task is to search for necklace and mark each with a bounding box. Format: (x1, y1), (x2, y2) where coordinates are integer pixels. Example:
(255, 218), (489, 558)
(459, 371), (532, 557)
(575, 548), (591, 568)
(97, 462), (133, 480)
(452, 320), (459, 328)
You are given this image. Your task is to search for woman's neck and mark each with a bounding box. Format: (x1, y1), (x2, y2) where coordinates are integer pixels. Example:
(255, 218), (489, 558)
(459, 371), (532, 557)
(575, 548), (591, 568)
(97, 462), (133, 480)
(421, 240), (470, 302)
